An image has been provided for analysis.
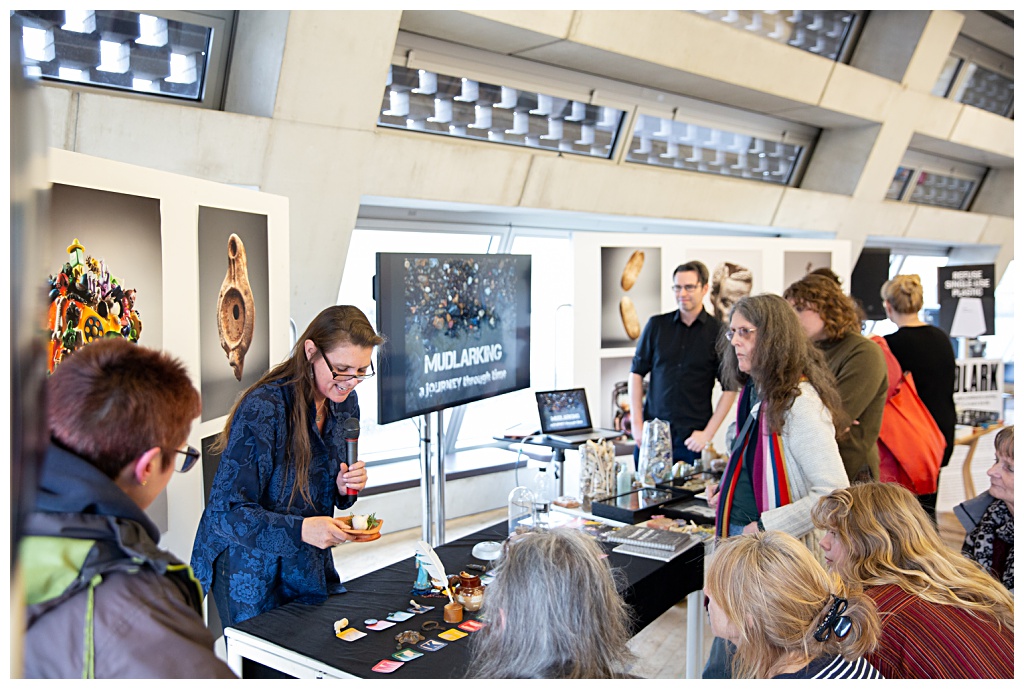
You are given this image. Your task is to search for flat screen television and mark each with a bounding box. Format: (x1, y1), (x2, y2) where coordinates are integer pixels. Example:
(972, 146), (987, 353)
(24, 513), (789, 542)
(374, 253), (532, 425)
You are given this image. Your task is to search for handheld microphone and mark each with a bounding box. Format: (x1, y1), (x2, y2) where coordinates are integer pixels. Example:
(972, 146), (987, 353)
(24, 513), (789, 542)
(342, 417), (360, 496)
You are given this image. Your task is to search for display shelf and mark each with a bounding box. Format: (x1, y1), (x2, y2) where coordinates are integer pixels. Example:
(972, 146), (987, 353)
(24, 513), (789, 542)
(600, 346), (638, 358)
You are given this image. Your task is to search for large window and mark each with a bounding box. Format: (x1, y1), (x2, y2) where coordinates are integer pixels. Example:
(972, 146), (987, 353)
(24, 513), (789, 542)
(337, 223), (573, 465)
(884, 151), (986, 211)
(865, 253), (948, 338)
(932, 37), (1013, 118)
(13, 9), (233, 107)
(626, 115), (808, 185)
(690, 10), (862, 62)
(379, 65), (626, 160)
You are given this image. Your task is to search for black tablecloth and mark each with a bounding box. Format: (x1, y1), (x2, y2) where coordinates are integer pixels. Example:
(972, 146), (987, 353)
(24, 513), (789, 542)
(230, 521), (703, 679)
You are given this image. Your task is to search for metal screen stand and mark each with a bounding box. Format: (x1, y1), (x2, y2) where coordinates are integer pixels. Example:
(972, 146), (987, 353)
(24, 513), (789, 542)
(418, 410), (446, 546)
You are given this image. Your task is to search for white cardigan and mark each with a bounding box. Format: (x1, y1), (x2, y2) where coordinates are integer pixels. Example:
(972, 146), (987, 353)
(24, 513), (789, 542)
(754, 381), (850, 538)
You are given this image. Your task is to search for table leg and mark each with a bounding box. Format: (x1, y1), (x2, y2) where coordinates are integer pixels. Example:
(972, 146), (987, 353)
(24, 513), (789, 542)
(225, 637), (244, 678)
(685, 589), (704, 678)
(553, 447), (565, 495)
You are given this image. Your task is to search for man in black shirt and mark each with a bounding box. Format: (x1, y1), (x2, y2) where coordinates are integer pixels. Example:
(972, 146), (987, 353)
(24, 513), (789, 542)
(629, 261), (738, 464)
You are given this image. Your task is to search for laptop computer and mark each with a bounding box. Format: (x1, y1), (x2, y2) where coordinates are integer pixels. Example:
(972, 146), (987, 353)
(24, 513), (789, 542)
(535, 388), (624, 444)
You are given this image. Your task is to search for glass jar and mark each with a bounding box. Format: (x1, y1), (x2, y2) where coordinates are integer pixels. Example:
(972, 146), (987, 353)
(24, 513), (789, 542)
(507, 486), (536, 536)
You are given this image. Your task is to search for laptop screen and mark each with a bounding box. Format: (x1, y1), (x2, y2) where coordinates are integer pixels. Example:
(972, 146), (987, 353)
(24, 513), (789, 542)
(535, 389), (593, 433)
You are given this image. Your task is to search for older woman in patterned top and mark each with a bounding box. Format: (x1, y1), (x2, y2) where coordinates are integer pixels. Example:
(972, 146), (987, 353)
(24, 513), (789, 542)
(956, 425), (1014, 593)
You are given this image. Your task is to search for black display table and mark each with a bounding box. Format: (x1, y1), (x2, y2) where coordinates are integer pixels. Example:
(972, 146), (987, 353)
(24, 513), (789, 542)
(224, 520), (704, 679)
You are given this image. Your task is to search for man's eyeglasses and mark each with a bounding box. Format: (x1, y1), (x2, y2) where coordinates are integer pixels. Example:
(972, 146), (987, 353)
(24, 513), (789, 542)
(319, 345), (376, 382)
(174, 445), (200, 473)
(725, 326), (757, 342)
(671, 284), (701, 293)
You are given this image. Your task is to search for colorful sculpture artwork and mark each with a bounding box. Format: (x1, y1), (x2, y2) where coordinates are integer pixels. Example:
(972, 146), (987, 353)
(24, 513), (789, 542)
(46, 238), (142, 373)
(216, 233), (255, 381)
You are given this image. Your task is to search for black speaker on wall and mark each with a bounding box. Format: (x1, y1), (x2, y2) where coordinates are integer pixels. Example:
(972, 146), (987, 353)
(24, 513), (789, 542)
(851, 248), (890, 321)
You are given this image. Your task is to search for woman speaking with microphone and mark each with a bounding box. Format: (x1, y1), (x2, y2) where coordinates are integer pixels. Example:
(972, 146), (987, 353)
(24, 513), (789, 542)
(191, 305), (384, 628)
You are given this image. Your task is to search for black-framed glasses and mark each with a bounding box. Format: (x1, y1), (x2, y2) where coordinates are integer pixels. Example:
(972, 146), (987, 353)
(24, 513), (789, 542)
(174, 445), (200, 473)
(318, 345), (375, 382)
(725, 326), (757, 342)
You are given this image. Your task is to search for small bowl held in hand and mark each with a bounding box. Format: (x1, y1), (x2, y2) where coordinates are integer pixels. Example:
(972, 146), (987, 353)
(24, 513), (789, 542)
(336, 515), (383, 536)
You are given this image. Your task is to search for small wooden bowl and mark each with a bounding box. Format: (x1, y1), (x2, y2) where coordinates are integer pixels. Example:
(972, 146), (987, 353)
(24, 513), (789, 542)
(349, 532), (382, 543)
(336, 516), (384, 535)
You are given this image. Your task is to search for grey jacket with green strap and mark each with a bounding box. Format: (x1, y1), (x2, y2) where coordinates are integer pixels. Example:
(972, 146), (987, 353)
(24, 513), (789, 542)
(20, 442), (235, 679)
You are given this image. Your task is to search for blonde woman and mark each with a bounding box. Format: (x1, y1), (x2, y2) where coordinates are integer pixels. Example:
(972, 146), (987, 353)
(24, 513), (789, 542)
(880, 274), (956, 517)
(704, 531), (882, 678)
(813, 482), (1014, 678)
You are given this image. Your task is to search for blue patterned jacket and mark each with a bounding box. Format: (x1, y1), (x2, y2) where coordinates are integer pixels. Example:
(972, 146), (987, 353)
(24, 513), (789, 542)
(190, 382), (359, 626)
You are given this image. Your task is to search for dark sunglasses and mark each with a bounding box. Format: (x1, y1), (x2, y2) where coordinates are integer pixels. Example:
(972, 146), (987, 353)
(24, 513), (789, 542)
(174, 445), (200, 473)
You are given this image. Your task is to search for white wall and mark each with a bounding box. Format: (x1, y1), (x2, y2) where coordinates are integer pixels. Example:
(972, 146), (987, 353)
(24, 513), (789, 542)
(47, 150), (291, 562)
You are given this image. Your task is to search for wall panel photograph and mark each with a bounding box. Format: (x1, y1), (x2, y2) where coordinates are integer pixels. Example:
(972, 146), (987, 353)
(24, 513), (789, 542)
(601, 246), (661, 348)
(696, 248), (763, 325)
(782, 250), (834, 290)
(47, 148), (290, 563)
(197, 207), (271, 422)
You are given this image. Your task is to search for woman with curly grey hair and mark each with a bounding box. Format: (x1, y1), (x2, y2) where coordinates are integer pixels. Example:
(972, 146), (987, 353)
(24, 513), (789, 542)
(464, 528), (637, 679)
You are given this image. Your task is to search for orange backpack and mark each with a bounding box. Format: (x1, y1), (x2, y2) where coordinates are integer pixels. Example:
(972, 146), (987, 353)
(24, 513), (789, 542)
(870, 335), (947, 494)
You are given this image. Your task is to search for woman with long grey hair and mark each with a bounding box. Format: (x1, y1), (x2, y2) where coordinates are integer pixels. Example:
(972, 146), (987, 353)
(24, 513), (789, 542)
(702, 293), (850, 678)
(708, 293), (849, 541)
(464, 528), (637, 679)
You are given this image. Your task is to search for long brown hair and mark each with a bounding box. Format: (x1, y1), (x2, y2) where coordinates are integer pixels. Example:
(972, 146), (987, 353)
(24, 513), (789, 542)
(213, 305), (384, 507)
(718, 293), (847, 435)
(812, 483), (1014, 630)
(706, 531), (880, 678)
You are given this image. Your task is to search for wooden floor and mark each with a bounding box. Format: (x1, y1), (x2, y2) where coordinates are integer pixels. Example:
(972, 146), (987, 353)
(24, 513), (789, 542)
(332, 508), (714, 679)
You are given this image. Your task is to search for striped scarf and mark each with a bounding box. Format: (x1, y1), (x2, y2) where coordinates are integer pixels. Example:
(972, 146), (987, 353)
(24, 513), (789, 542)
(715, 382), (793, 539)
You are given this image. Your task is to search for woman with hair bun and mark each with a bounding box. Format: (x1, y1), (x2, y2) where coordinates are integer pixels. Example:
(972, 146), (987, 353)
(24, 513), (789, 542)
(704, 530), (882, 678)
(813, 482), (1014, 679)
(880, 274), (956, 517)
